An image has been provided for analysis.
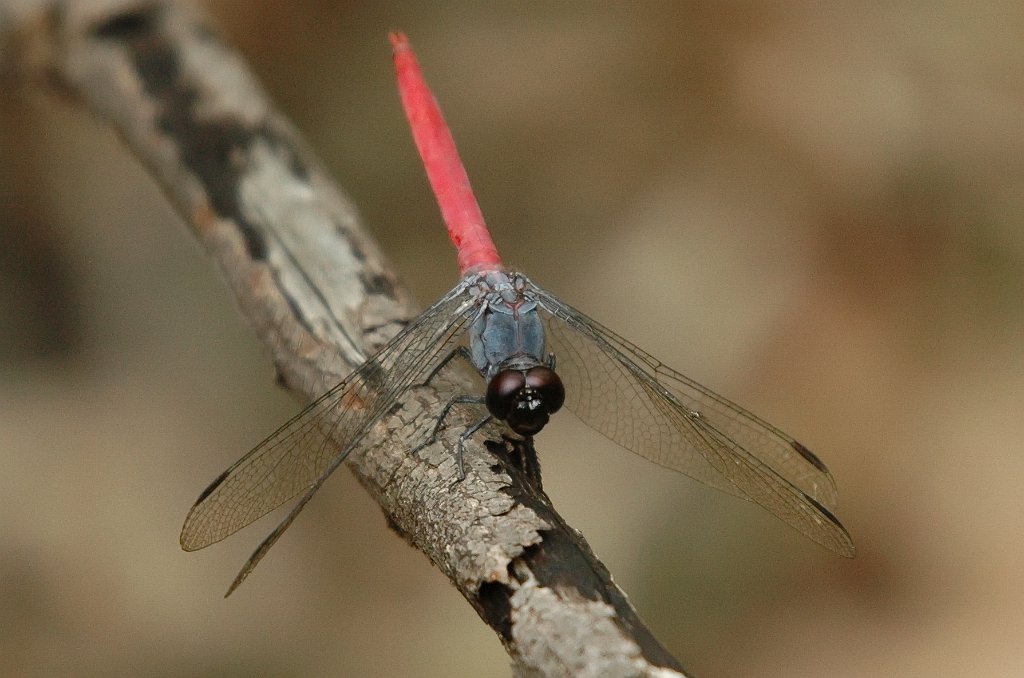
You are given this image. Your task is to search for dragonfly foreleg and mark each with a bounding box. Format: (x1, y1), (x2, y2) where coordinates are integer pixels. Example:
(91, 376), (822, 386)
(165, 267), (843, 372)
(412, 394), (487, 478)
(454, 414), (493, 479)
(412, 347), (494, 479)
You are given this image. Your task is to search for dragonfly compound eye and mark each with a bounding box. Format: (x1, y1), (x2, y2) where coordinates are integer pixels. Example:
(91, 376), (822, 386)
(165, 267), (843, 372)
(525, 366), (565, 414)
(486, 367), (565, 436)
(486, 369), (527, 420)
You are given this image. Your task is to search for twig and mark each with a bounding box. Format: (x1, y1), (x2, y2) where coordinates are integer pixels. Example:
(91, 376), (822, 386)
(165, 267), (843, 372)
(0, 1), (689, 675)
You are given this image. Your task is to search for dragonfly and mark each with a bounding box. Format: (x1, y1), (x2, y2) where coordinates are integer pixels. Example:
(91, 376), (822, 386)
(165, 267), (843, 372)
(181, 32), (854, 595)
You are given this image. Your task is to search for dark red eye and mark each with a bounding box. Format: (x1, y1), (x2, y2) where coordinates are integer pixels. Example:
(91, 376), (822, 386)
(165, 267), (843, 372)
(485, 370), (526, 419)
(525, 367), (564, 414)
(486, 367), (566, 436)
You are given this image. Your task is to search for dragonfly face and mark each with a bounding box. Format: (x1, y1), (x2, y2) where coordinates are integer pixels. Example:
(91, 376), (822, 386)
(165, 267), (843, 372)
(485, 365), (565, 435)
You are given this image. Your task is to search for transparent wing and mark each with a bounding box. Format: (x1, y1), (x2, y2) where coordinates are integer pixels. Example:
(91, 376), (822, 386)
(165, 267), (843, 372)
(528, 278), (853, 556)
(180, 280), (476, 552)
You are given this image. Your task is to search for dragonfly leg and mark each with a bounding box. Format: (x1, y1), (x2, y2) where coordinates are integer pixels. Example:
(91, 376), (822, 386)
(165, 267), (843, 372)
(412, 393), (485, 459)
(455, 414), (492, 479)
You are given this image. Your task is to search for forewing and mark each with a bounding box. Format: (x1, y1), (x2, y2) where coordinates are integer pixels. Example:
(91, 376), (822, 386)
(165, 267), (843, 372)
(180, 281), (475, 551)
(529, 279), (853, 556)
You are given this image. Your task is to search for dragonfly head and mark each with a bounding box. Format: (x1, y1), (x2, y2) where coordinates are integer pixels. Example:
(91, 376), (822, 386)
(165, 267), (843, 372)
(485, 366), (565, 436)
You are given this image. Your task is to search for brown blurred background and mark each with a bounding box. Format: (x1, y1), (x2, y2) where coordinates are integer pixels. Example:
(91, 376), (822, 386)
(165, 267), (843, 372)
(2, 1), (1023, 676)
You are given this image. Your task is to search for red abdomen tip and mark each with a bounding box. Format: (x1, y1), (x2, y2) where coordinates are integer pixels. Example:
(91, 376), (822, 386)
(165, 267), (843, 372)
(389, 31), (503, 276)
(388, 31), (409, 50)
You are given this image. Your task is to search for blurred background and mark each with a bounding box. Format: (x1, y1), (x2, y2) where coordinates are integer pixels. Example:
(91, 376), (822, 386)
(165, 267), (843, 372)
(2, 1), (1023, 676)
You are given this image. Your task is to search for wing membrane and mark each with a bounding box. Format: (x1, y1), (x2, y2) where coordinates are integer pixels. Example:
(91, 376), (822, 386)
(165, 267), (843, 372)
(180, 280), (476, 551)
(528, 278), (853, 556)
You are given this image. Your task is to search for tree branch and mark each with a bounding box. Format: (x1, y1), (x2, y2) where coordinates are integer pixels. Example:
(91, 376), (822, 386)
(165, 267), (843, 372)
(2, 1), (689, 675)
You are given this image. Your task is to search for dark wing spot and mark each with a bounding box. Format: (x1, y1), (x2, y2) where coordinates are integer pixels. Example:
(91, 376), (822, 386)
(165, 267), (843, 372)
(792, 440), (830, 473)
(804, 493), (845, 529)
(194, 468), (230, 505)
(802, 493), (855, 557)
